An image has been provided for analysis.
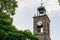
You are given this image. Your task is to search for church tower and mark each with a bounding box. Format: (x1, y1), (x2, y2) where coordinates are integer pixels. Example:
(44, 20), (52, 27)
(33, 3), (51, 40)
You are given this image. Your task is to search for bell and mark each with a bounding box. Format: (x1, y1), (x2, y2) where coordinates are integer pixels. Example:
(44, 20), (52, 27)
(39, 10), (44, 14)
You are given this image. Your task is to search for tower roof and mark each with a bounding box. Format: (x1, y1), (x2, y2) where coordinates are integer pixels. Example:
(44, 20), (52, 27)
(37, 6), (46, 12)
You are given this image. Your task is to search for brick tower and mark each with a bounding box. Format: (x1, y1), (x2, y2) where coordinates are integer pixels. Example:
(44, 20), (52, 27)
(33, 5), (51, 40)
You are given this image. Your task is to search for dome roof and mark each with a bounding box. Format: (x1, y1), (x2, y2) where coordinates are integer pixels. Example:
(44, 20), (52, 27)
(37, 6), (46, 11)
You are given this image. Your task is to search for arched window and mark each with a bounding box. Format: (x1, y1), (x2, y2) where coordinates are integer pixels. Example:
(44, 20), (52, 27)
(41, 27), (43, 33)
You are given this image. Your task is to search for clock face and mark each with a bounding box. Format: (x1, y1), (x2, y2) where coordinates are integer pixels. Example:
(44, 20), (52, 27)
(37, 20), (42, 26)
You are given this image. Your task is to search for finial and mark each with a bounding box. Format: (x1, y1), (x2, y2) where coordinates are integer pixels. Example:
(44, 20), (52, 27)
(41, 3), (43, 6)
(41, 0), (43, 6)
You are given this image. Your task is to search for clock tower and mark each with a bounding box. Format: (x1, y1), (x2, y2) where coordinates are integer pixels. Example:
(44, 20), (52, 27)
(33, 5), (51, 40)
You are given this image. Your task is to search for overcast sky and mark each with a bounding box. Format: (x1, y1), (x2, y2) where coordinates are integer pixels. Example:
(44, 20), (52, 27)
(13, 0), (60, 40)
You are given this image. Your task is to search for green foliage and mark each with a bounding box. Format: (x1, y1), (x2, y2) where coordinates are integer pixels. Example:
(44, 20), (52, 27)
(0, 0), (39, 40)
(0, 29), (8, 40)
(0, 18), (12, 25)
(23, 30), (39, 40)
(58, 0), (60, 5)
(0, 0), (18, 16)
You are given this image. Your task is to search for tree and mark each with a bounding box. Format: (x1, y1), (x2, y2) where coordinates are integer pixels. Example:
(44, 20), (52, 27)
(0, 0), (39, 40)
(0, 0), (18, 16)
(58, 0), (60, 5)
(23, 30), (39, 40)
